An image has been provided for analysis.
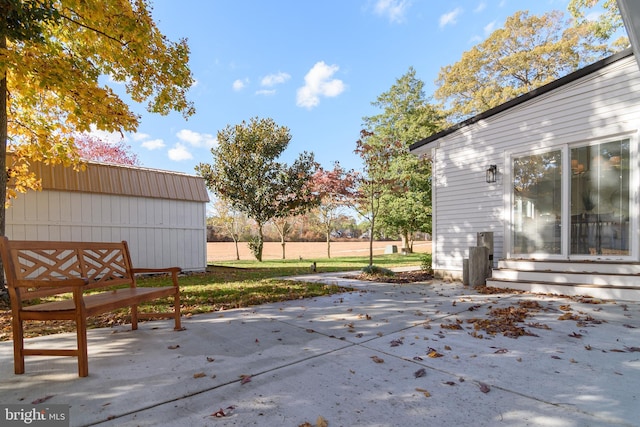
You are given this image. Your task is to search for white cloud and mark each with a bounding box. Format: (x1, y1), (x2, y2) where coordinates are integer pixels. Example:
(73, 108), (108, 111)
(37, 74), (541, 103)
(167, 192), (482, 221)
(261, 72), (291, 87)
(232, 78), (249, 91)
(296, 61), (345, 109)
(439, 7), (463, 28)
(176, 129), (217, 148)
(484, 20), (496, 35)
(131, 132), (151, 142)
(474, 2), (486, 13)
(141, 139), (166, 150)
(168, 143), (193, 161)
(256, 89), (276, 96)
(373, 0), (410, 24)
(88, 126), (122, 144)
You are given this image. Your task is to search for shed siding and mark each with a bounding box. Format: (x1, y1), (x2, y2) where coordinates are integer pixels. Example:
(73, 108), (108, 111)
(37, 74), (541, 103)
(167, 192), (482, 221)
(5, 190), (206, 272)
(413, 55), (640, 277)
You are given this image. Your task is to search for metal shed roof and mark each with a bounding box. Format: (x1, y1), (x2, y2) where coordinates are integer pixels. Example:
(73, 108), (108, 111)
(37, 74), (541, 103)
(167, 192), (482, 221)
(12, 155), (210, 203)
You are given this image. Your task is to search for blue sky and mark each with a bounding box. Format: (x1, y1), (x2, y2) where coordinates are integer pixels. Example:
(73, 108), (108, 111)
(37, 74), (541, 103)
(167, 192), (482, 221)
(99, 0), (583, 176)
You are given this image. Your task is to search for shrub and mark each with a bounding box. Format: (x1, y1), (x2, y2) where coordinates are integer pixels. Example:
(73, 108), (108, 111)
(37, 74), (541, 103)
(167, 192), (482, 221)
(361, 265), (395, 276)
(420, 253), (433, 274)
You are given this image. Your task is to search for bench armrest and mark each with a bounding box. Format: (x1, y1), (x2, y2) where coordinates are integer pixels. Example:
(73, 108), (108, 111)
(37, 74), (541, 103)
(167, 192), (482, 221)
(131, 267), (182, 275)
(131, 267), (181, 288)
(13, 278), (89, 289)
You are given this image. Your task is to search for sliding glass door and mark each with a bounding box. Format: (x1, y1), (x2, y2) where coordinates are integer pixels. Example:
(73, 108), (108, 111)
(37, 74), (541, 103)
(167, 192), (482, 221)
(511, 139), (633, 259)
(512, 150), (562, 255)
(570, 140), (630, 256)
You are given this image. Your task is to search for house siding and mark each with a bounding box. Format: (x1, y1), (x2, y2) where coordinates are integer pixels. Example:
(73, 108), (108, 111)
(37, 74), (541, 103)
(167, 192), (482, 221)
(412, 54), (640, 278)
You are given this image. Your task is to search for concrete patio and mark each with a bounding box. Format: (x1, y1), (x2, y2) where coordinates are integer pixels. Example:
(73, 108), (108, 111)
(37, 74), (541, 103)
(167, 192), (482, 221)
(0, 272), (638, 426)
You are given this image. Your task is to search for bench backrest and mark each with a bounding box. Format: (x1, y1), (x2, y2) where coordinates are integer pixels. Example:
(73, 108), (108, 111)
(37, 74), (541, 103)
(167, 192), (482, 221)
(0, 237), (136, 300)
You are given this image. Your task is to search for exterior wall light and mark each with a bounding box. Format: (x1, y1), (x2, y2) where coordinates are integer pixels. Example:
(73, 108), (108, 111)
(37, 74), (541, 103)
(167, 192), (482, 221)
(486, 165), (497, 183)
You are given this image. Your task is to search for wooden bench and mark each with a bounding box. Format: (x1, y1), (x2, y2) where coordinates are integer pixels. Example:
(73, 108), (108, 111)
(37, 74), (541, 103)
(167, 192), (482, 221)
(0, 237), (182, 377)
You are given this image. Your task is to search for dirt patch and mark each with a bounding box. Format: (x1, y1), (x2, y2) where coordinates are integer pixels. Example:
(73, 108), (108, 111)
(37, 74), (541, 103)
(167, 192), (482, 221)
(352, 270), (433, 283)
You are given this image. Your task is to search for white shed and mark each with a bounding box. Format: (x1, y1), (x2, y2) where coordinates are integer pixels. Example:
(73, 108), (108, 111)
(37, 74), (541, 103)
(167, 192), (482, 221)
(410, 48), (640, 301)
(5, 158), (210, 272)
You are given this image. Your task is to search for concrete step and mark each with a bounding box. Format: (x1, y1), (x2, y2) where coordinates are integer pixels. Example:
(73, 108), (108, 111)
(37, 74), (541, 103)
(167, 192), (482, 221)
(491, 268), (640, 288)
(487, 278), (640, 301)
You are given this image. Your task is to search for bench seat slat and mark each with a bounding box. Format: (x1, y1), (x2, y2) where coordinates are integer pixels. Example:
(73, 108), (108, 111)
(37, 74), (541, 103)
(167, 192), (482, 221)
(22, 287), (177, 315)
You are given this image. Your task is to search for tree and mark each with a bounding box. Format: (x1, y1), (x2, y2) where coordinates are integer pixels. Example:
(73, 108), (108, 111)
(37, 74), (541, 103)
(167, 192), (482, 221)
(310, 162), (357, 258)
(353, 130), (402, 267)
(434, 10), (615, 121)
(568, 0), (625, 41)
(378, 155), (432, 252)
(209, 198), (249, 260)
(195, 117), (319, 261)
(361, 67), (444, 251)
(0, 0), (193, 295)
(272, 216), (294, 260)
(74, 134), (140, 165)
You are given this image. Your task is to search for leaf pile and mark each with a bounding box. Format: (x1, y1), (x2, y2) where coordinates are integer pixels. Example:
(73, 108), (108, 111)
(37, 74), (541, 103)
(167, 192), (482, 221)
(468, 301), (545, 338)
(352, 270), (433, 283)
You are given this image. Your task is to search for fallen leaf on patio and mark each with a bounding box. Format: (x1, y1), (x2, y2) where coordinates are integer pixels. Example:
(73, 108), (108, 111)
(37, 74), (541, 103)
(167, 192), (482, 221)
(444, 345), (452, 351)
(427, 350), (443, 358)
(306, 329), (315, 333)
(516, 357), (522, 362)
(240, 374), (252, 384)
(371, 356), (385, 363)
(413, 356), (424, 361)
(316, 415), (328, 427)
(570, 358), (578, 363)
(569, 332), (583, 338)
(478, 382), (490, 393)
(559, 305), (572, 311)
(32, 395), (54, 404)
(207, 357), (215, 362)
(584, 345), (592, 350)
(167, 344), (180, 350)
(625, 346), (640, 352)
(415, 387), (431, 397)
(443, 381), (456, 386)
(414, 368), (426, 378)
(390, 338), (403, 347)
(558, 313), (580, 321)
(610, 348), (626, 353)
(494, 348), (508, 354)
(551, 355), (562, 359)
(526, 322), (551, 330)
(211, 406), (236, 417)
(193, 372), (206, 378)
(623, 324), (637, 329)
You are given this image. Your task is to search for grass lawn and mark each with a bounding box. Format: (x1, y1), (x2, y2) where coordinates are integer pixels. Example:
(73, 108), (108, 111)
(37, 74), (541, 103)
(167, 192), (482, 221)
(0, 253), (427, 340)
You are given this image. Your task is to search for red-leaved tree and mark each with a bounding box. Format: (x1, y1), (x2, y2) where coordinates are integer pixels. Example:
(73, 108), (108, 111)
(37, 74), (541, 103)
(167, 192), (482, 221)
(74, 134), (140, 166)
(310, 162), (358, 258)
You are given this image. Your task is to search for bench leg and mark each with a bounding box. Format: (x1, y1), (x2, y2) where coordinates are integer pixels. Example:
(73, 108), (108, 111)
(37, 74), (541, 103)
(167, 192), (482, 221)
(76, 314), (89, 377)
(12, 317), (24, 374)
(131, 304), (138, 330)
(173, 292), (182, 330)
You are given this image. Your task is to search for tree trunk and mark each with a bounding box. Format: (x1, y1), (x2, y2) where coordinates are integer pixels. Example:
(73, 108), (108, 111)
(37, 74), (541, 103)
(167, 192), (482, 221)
(326, 228), (331, 258)
(401, 231), (413, 253)
(0, 34), (7, 293)
(233, 235), (240, 260)
(256, 224), (264, 262)
(281, 238), (286, 260)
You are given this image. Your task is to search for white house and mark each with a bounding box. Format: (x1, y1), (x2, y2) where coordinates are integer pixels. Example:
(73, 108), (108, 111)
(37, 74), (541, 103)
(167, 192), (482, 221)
(5, 158), (210, 272)
(410, 48), (640, 301)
